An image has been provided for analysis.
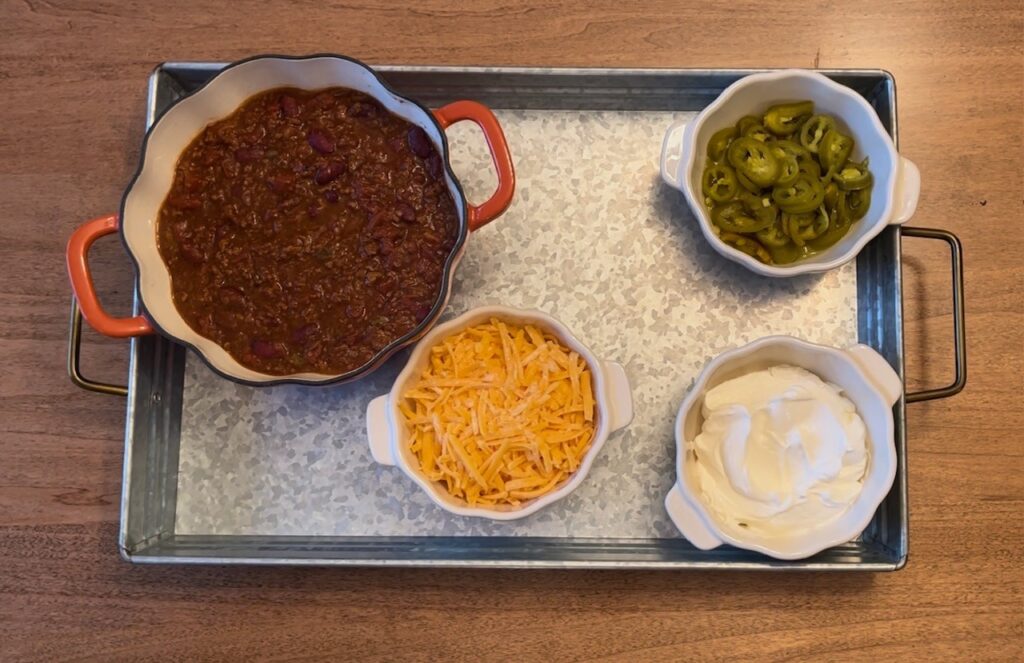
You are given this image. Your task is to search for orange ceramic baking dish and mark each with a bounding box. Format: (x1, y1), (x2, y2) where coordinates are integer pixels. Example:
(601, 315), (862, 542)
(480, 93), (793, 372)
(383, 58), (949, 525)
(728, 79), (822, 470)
(66, 54), (515, 386)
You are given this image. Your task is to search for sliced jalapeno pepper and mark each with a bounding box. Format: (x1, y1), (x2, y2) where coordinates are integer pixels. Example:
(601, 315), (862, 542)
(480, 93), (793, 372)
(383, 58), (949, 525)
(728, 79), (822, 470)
(836, 190), (851, 225)
(843, 186), (872, 220)
(799, 114), (836, 154)
(706, 126), (738, 162)
(797, 154), (821, 179)
(702, 163), (739, 202)
(770, 146), (800, 186)
(820, 130), (855, 174)
(755, 218), (791, 248)
(808, 207), (853, 251)
(806, 206), (831, 239)
(711, 200), (772, 233)
(720, 231), (773, 264)
(768, 242), (804, 265)
(824, 181), (840, 210)
(736, 115), (761, 136)
(773, 139), (810, 161)
(763, 101), (814, 136)
(742, 122), (773, 143)
(782, 212), (815, 247)
(739, 191), (779, 226)
(835, 158), (873, 190)
(735, 170), (761, 194)
(727, 137), (780, 187)
(784, 209), (829, 245)
(772, 174), (825, 214)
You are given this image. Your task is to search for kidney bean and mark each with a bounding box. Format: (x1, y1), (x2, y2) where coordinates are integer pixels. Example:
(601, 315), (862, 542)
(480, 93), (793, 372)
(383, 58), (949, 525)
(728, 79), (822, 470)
(396, 201), (417, 223)
(279, 94), (299, 117)
(426, 153), (443, 178)
(407, 126), (432, 158)
(323, 190), (340, 204)
(307, 129), (336, 154)
(250, 339), (280, 358)
(314, 160), (347, 185)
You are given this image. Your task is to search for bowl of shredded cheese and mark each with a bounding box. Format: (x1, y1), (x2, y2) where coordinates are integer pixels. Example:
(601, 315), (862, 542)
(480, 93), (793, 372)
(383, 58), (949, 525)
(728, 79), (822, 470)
(366, 306), (633, 520)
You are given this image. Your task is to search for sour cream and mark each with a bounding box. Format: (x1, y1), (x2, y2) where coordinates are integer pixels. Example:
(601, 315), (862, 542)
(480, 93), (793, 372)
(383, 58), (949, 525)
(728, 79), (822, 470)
(689, 365), (868, 537)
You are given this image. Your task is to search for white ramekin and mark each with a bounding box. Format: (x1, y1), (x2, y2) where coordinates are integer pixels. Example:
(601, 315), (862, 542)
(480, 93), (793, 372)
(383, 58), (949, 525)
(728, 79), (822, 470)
(660, 69), (920, 277)
(365, 306), (633, 520)
(664, 335), (901, 560)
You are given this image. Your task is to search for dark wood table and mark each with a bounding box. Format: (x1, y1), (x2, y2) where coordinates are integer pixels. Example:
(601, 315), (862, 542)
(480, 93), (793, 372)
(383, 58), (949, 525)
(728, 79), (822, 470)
(2, 1), (1021, 659)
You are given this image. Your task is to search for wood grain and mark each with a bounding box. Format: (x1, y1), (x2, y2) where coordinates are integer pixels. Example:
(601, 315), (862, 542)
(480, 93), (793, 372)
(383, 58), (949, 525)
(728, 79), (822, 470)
(1, 0), (1021, 660)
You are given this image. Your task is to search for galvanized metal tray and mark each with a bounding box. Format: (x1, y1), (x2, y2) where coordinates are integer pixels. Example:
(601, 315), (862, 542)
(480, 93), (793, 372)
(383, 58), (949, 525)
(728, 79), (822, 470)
(69, 64), (965, 569)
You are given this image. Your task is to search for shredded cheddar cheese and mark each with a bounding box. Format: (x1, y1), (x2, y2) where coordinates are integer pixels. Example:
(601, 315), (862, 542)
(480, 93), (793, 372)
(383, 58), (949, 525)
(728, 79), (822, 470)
(400, 318), (597, 508)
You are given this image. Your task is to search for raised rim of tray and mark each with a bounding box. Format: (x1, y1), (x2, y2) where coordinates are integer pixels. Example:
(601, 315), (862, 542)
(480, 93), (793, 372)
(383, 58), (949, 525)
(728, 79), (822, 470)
(117, 64), (906, 570)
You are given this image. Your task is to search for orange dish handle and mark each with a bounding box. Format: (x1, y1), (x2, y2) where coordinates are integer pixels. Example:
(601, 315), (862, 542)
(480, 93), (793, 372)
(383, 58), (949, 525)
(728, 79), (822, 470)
(433, 100), (515, 231)
(66, 214), (154, 338)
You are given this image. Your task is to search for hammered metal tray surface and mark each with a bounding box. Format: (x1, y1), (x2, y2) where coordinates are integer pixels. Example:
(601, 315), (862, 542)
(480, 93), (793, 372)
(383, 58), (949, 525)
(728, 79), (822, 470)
(120, 65), (906, 569)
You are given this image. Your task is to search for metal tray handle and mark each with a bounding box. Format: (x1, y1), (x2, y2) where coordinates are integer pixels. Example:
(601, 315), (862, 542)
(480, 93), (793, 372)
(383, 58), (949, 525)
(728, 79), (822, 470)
(67, 298), (129, 397)
(902, 226), (967, 402)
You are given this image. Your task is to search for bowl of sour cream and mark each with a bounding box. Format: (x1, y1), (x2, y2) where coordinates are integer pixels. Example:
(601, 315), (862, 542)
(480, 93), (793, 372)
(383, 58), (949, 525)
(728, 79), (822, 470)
(665, 336), (902, 560)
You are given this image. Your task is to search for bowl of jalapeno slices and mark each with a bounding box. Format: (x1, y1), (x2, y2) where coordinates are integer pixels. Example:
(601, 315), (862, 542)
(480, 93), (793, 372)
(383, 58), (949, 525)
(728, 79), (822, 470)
(660, 69), (921, 276)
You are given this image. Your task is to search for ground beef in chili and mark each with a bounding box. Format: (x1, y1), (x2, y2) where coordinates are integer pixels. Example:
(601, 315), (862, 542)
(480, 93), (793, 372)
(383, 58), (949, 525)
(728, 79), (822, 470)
(157, 86), (459, 375)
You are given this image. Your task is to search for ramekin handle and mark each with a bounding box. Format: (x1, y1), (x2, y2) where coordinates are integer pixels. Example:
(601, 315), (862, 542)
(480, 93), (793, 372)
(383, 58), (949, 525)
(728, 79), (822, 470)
(366, 395), (396, 466)
(660, 118), (689, 190)
(846, 344), (903, 406)
(889, 156), (921, 225)
(601, 360), (634, 432)
(664, 483), (723, 550)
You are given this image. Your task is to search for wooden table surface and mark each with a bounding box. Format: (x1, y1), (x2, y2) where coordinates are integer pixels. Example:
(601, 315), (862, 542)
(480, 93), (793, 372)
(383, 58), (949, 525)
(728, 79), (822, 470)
(2, 1), (1022, 660)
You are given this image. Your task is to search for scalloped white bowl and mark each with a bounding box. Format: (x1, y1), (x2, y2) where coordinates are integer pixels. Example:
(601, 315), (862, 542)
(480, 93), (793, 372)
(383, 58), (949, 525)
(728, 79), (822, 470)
(366, 306), (634, 521)
(664, 335), (902, 560)
(660, 69), (920, 277)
